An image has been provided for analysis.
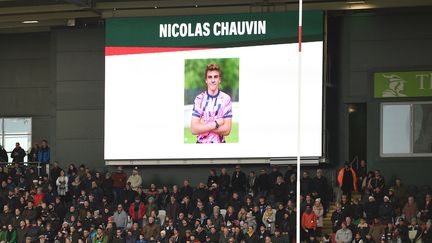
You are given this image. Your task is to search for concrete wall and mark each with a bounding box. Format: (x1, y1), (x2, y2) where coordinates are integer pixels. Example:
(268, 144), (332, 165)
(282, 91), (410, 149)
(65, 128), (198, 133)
(53, 28), (105, 167)
(328, 8), (432, 186)
(0, 32), (55, 149)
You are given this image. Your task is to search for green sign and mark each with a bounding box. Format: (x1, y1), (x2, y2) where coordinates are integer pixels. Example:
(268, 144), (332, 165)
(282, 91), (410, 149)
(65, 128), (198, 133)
(374, 71), (432, 98)
(106, 11), (323, 47)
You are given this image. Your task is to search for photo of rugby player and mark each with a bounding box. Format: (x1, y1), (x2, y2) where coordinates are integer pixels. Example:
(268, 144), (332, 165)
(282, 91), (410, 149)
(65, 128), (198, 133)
(184, 58), (239, 144)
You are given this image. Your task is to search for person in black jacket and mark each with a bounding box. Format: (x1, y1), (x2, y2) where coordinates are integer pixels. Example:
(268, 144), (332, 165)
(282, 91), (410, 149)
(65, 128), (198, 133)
(312, 169), (330, 213)
(268, 166), (283, 187)
(257, 169), (270, 198)
(0, 145), (8, 162)
(231, 165), (246, 196)
(10, 143), (26, 163)
(207, 169), (218, 188)
(218, 168), (231, 207)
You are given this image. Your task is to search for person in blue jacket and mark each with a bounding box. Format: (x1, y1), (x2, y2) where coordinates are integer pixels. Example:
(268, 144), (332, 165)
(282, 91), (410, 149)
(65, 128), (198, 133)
(37, 139), (50, 175)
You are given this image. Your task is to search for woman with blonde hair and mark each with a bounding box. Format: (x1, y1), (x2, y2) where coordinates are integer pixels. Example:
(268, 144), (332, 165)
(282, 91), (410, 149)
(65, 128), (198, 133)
(262, 205), (276, 234)
(313, 198), (324, 237)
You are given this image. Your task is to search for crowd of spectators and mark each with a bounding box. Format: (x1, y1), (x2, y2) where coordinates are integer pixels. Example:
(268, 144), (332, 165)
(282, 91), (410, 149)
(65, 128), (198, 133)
(0, 145), (299, 243)
(299, 160), (432, 243)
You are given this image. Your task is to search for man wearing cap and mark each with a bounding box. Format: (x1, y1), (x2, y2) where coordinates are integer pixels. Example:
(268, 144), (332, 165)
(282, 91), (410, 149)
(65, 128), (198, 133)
(379, 195), (394, 224)
(368, 170), (385, 202)
(127, 167), (142, 192)
(364, 196), (379, 224)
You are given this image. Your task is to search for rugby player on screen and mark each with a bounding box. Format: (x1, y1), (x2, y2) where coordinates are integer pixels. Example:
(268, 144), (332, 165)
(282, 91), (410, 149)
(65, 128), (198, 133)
(191, 64), (233, 143)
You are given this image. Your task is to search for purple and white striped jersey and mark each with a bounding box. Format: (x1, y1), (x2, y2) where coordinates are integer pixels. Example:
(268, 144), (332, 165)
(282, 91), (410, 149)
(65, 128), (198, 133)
(192, 90), (232, 143)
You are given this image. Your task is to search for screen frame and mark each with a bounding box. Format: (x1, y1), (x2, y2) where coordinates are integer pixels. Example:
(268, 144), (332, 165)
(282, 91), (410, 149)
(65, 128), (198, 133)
(104, 11), (327, 164)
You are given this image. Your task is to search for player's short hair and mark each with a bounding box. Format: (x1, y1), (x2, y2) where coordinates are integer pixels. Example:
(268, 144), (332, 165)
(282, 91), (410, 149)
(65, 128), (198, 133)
(205, 64), (222, 79)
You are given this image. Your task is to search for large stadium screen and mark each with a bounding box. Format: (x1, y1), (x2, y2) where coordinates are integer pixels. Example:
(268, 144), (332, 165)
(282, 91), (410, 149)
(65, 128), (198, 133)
(105, 11), (324, 161)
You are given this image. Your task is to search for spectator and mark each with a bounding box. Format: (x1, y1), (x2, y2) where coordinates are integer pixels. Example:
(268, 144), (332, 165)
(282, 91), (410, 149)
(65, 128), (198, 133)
(332, 203), (344, 233)
(423, 220), (432, 242)
(0, 223), (16, 243)
(128, 196), (146, 225)
(166, 196), (179, 220)
(50, 161), (62, 187)
(219, 226), (233, 243)
(273, 176), (287, 206)
(244, 225), (258, 243)
(93, 226), (108, 243)
(338, 162), (357, 201)
(268, 166), (283, 188)
(383, 223), (398, 243)
(300, 171), (312, 196)
(101, 172), (114, 202)
(301, 204), (317, 241)
(207, 169), (218, 188)
(113, 204), (128, 229)
(419, 194), (432, 223)
(407, 218), (422, 243)
(335, 222), (352, 243)
(146, 196), (158, 218)
(111, 166), (127, 202)
(111, 229), (125, 243)
(369, 218), (384, 243)
(379, 195), (394, 224)
(37, 139), (50, 164)
(312, 169), (330, 212)
(284, 165), (295, 185)
(0, 145), (7, 162)
(231, 165), (246, 196)
(143, 216), (160, 240)
(356, 217), (369, 240)
(364, 196), (379, 224)
(312, 198), (324, 237)
(219, 168), (230, 195)
(56, 170), (69, 201)
(367, 170), (385, 202)
(393, 178), (408, 211)
(396, 217), (409, 242)
(257, 168), (270, 198)
(157, 185), (169, 209)
(403, 196), (419, 223)
(193, 182), (208, 204)
(179, 179), (194, 202)
(11, 142), (26, 163)
(228, 192), (241, 214)
(257, 225), (271, 243)
(127, 167), (142, 192)
(355, 160), (368, 192)
(262, 205), (276, 234)
(246, 171), (258, 197)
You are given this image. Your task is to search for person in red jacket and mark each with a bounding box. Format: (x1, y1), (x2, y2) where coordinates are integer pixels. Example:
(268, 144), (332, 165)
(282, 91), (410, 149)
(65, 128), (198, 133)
(301, 204), (317, 241)
(338, 162), (357, 201)
(129, 196), (146, 227)
(111, 166), (127, 204)
(33, 187), (45, 207)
